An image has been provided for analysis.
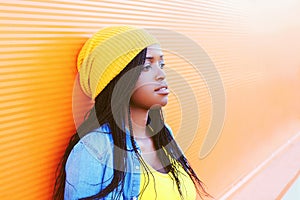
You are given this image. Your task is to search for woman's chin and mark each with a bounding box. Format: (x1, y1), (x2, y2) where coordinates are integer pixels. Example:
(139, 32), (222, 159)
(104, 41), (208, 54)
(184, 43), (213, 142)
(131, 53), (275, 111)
(150, 101), (168, 109)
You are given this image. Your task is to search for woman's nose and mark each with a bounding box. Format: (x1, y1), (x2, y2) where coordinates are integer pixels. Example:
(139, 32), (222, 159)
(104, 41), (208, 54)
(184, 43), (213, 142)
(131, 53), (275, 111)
(155, 65), (166, 81)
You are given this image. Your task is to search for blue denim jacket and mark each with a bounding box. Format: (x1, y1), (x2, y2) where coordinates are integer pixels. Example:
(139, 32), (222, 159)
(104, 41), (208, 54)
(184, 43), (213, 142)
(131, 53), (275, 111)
(65, 124), (173, 200)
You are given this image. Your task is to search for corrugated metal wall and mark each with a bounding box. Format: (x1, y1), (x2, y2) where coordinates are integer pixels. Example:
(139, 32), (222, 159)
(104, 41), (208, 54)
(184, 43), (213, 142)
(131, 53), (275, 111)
(1, 0), (300, 199)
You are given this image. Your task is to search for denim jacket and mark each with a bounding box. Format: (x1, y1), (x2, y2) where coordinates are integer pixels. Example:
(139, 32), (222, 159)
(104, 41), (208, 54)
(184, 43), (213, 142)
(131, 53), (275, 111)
(65, 123), (173, 200)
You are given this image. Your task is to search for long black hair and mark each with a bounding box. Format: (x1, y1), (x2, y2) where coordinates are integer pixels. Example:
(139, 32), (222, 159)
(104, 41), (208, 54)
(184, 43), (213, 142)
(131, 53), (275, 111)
(53, 48), (212, 199)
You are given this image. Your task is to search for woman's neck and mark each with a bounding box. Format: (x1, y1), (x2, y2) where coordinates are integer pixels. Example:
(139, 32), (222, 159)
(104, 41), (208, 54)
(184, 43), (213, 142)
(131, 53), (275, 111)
(128, 106), (149, 139)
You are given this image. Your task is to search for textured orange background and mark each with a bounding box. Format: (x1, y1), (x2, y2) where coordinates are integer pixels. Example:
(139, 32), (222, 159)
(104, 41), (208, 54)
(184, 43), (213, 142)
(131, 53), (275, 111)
(1, 1), (300, 199)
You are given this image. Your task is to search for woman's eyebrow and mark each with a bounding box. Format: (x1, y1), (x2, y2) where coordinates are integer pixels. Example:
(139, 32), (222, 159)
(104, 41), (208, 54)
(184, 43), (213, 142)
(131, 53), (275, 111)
(145, 55), (164, 59)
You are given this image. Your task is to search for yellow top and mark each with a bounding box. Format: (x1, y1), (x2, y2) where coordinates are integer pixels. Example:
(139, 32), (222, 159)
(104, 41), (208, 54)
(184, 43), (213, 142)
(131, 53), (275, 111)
(139, 162), (197, 200)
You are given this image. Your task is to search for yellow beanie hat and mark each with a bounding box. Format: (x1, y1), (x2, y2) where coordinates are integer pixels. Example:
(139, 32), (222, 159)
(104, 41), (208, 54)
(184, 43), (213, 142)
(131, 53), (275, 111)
(77, 26), (159, 99)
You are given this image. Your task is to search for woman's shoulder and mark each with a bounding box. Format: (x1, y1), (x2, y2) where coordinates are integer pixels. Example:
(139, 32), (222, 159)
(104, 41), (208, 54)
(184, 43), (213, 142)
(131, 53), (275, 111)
(80, 123), (112, 143)
(73, 123), (114, 162)
(65, 124), (114, 193)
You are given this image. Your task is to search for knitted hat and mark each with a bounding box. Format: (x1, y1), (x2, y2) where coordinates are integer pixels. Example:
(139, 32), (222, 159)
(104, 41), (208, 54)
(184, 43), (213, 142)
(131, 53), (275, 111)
(77, 26), (159, 99)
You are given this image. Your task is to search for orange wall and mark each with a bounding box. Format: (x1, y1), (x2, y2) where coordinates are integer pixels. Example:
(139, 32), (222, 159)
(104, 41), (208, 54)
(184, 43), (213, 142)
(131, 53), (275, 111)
(1, 1), (300, 199)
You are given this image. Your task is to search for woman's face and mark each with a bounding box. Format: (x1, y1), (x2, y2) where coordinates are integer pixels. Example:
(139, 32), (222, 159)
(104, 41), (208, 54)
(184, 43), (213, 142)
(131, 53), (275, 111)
(130, 44), (169, 110)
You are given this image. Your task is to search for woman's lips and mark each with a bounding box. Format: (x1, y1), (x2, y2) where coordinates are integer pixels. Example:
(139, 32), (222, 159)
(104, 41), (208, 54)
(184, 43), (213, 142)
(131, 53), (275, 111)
(154, 86), (169, 95)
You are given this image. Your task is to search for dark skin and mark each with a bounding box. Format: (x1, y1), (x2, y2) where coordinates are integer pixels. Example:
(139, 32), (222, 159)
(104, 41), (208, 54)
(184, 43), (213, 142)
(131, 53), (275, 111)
(129, 44), (168, 173)
(129, 45), (204, 199)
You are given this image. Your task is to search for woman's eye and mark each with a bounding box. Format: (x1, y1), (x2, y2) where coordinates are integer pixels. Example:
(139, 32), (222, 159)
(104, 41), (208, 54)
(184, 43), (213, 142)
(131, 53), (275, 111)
(160, 63), (165, 69)
(143, 64), (152, 71)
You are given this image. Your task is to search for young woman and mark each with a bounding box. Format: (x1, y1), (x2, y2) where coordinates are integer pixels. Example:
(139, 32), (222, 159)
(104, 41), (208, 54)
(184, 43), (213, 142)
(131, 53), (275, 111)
(54, 26), (211, 200)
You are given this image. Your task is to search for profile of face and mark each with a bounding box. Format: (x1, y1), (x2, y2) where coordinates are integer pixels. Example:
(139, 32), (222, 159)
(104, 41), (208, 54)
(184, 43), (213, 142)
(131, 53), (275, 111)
(130, 44), (169, 110)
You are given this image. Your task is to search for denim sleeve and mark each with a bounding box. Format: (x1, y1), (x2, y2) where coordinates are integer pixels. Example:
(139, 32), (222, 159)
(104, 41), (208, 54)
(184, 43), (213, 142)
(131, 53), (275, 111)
(64, 141), (105, 199)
